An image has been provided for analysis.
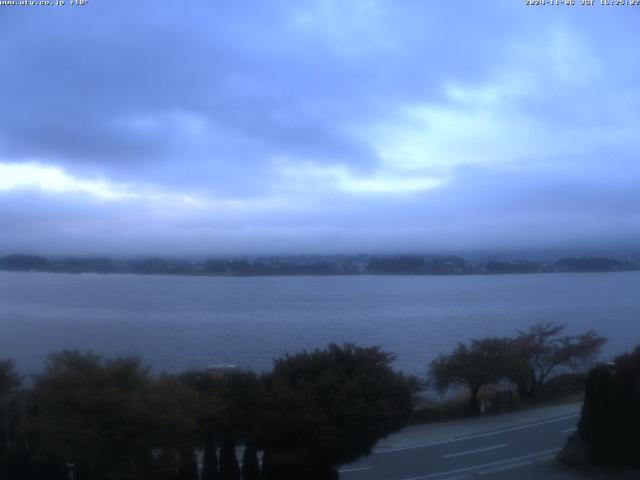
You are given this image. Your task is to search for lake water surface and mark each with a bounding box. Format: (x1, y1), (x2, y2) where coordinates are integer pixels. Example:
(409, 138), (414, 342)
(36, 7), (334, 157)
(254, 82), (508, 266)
(1, 271), (639, 376)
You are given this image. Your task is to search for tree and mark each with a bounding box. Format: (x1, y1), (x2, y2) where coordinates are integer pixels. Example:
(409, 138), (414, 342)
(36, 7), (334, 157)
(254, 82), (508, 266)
(32, 351), (157, 479)
(145, 374), (200, 450)
(241, 444), (260, 480)
(508, 323), (606, 398)
(562, 346), (640, 467)
(259, 343), (419, 478)
(429, 338), (512, 413)
(219, 430), (241, 480)
(0, 359), (23, 477)
(367, 256), (426, 274)
(0, 359), (21, 398)
(177, 448), (199, 480)
(201, 432), (219, 480)
(0, 254), (48, 271)
(179, 369), (265, 480)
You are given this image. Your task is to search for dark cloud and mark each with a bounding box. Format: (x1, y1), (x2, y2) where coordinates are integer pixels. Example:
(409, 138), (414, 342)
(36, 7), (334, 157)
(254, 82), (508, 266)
(0, 1), (639, 254)
(0, 3), (518, 175)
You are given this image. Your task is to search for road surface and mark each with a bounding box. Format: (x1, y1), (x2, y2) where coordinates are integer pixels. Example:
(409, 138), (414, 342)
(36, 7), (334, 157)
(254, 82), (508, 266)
(339, 412), (580, 479)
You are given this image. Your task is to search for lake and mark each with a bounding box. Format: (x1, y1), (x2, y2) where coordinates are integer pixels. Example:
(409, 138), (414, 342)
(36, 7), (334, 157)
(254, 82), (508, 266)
(1, 271), (639, 376)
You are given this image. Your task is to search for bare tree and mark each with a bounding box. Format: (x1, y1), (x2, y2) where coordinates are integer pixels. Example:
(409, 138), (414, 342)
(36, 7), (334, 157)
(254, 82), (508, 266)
(508, 323), (606, 398)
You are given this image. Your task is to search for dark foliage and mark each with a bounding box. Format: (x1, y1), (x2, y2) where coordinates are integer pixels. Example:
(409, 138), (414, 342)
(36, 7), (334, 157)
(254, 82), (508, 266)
(259, 343), (419, 472)
(219, 431), (241, 480)
(32, 351), (155, 479)
(0, 254), (49, 271)
(425, 256), (468, 274)
(201, 432), (219, 480)
(177, 448), (199, 480)
(0, 358), (22, 468)
(507, 323), (606, 398)
(0, 359), (21, 396)
(241, 444), (260, 480)
(578, 347), (640, 466)
(367, 256), (426, 274)
(1, 343), (418, 479)
(429, 323), (606, 413)
(530, 372), (586, 403)
(3, 253), (638, 276)
(430, 338), (512, 413)
(555, 257), (634, 272)
(480, 260), (540, 274)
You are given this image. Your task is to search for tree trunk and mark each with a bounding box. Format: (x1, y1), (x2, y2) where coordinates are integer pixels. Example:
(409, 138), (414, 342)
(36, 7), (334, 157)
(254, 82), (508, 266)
(156, 448), (179, 480)
(241, 444), (260, 480)
(134, 450), (158, 480)
(219, 432), (241, 480)
(259, 450), (303, 480)
(260, 450), (273, 480)
(517, 383), (529, 399)
(201, 432), (219, 480)
(42, 453), (70, 480)
(469, 384), (480, 414)
(177, 448), (198, 480)
(74, 457), (94, 480)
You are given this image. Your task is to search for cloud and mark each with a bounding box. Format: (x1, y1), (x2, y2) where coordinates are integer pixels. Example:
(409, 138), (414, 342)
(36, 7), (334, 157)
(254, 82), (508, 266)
(0, 1), (639, 254)
(0, 162), (140, 200)
(273, 159), (445, 195)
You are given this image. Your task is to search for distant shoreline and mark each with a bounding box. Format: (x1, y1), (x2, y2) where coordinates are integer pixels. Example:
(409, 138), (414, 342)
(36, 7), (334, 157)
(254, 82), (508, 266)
(1, 252), (639, 279)
(3, 271), (639, 278)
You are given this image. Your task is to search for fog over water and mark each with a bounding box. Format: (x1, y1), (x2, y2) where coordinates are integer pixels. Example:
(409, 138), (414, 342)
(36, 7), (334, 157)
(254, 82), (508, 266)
(2, 271), (638, 376)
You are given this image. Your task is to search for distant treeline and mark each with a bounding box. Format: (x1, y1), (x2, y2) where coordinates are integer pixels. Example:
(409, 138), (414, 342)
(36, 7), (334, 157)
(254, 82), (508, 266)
(0, 253), (639, 276)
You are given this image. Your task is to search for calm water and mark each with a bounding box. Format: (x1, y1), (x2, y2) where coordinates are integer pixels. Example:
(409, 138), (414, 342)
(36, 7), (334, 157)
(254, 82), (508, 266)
(1, 271), (639, 376)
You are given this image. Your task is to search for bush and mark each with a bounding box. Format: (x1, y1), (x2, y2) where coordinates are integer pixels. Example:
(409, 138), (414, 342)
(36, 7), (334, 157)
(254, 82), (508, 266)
(409, 399), (472, 424)
(527, 372), (586, 404)
(566, 346), (640, 467)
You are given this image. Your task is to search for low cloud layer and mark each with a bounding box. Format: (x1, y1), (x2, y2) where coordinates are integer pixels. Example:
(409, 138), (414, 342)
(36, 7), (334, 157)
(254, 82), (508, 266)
(1, 1), (639, 255)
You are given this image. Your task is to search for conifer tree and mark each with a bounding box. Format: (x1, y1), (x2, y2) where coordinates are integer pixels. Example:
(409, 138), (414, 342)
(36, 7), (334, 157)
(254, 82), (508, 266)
(201, 432), (219, 480)
(241, 444), (260, 480)
(178, 448), (199, 480)
(219, 431), (240, 480)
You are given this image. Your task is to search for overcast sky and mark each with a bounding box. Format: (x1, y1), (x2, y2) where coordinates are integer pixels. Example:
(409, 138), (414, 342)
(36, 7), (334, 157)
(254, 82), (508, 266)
(1, 1), (639, 256)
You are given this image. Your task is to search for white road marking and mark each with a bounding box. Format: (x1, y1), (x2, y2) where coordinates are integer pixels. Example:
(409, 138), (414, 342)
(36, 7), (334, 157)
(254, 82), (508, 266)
(396, 448), (561, 480)
(561, 427), (577, 433)
(338, 466), (372, 473)
(443, 443), (508, 458)
(375, 413), (579, 454)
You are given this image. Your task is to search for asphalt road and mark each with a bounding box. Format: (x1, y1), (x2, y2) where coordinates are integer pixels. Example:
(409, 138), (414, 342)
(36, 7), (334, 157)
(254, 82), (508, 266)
(339, 412), (580, 480)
